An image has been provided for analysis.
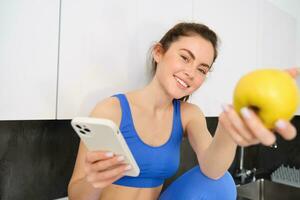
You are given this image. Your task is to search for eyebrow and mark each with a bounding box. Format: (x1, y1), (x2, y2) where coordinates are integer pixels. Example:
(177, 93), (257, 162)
(179, 48), (211, 69)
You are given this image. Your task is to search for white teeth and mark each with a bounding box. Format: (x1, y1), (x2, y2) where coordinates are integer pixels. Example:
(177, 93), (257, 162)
(175, 77), (189, 88)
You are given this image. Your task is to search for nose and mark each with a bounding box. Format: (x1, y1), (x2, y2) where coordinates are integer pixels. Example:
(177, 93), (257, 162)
(184, 68), (195, 80)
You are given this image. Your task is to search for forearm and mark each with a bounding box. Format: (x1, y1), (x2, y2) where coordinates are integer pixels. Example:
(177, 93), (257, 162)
(68, 177), (103, 200)
(199, 123), (237, 179)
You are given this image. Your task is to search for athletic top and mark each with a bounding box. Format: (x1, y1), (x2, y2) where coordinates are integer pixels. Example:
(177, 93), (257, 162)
(112, 94), (183, 188)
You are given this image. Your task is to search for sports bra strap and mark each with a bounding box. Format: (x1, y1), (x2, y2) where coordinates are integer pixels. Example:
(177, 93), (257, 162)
(112, 94), (134, 133)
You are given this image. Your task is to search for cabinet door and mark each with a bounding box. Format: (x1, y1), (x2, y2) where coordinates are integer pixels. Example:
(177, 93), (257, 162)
(0, 0), (60, 120)
(57, 0), (138, 119)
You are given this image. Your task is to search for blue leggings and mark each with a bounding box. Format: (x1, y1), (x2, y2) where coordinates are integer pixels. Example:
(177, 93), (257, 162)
(159, 166), (237, 200)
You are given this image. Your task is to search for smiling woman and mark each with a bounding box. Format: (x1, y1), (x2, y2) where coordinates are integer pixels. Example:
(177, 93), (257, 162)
(68, 20), (299, 200)
(67, 22), (240, 200)
(149, 23), (218, 102)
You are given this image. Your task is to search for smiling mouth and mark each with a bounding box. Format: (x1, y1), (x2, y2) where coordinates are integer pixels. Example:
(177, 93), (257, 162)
(174, 76), (190, 88)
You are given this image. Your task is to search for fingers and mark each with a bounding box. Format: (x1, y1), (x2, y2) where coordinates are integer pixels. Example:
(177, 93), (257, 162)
(219, 111), (248, 147)
(222, 105), (256, 142)
(274, 119), (297, 140)
(285, 67), (300, 78)
(86, 164), (131, 188)
(220, 105), (259, 147)
(88, 164), (131, 182)
(220, 102), (297, 147)
(85, 151), (114, 163)
(84, 151), (132, 189)
(220, 104), (276, 146)
(239, 107), (276, 146)
(86, 155), (126, 173)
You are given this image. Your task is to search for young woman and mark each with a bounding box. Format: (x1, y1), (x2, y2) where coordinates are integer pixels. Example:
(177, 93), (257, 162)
(68, 22), (299, 200)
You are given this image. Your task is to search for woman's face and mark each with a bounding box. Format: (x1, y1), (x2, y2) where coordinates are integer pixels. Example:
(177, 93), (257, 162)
(153, 35), (215, 99)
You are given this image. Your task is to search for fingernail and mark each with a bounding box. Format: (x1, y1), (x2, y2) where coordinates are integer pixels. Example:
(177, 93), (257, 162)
(221, 104), (230, 112)
(117, 156), (125, 161)
(240, 107), (251, 119)
(275, 120), (286, 129)
(125, 165), (132, 170)
(105, 152), (114, 157)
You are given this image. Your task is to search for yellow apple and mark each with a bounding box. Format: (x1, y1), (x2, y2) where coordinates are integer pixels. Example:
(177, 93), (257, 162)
(233, 68), (299, 129)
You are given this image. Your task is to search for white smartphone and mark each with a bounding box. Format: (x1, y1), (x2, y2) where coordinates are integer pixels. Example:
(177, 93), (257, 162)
(71, 117), (140, 177)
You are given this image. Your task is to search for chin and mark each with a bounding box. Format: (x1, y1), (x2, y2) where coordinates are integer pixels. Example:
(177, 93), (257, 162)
(168, 88), (190, 100)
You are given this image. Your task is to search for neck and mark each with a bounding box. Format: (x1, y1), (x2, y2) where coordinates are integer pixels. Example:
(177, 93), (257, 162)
(129, 76), (173, 112)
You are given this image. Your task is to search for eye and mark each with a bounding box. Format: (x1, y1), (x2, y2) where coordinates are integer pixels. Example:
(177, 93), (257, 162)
(180, 55), (190, 63)
(197, 68), (207, 75)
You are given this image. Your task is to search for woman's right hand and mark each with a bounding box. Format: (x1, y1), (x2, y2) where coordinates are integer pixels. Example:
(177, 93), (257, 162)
(84, 151), (132, 188)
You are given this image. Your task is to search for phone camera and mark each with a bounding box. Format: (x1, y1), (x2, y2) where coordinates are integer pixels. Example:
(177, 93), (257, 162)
(80, 130), (86, 135)
(76, 124), (82, 129)
(84, 128), (91, 132)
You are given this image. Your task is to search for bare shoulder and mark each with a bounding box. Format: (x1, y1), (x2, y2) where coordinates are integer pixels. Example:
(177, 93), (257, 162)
(180, 101), (206, 133)
(180, 101), (205, 119)
(89, 96), (122, 127)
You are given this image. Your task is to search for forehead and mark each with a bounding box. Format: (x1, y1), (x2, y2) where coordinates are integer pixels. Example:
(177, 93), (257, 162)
(168, 35), (215, 64)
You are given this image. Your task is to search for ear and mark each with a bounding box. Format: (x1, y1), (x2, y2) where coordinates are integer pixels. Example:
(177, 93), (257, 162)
(152, 43), (164, 64)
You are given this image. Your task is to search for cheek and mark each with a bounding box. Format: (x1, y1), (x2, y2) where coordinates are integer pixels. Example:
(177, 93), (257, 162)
(192, 76), (205, 90)
(155, 64), (172, 90)
(156, 59), (179, 79)
(162, 53), (182, 70)
(156, 64), (168, 80)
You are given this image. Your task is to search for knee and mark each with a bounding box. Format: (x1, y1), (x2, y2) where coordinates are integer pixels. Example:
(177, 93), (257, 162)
(193, 167), (237, 199)
(160, 166), (237, 200)
(210, 171), (237, 197)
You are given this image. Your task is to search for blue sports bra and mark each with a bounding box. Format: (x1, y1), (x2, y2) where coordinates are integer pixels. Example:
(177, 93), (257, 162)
(112, 94), (183, 188)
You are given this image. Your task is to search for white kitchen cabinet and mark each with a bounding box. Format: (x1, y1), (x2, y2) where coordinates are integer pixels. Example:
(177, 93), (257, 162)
(57, 0), (138, 119)
(2, 0), (296, 120)
(57, 0), (193, 119)
(0, 0), (60, 120)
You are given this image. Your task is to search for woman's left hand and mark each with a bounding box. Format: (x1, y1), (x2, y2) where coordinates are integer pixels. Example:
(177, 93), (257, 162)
(219, 67), (299, 147)
(219, 105), (297, 147)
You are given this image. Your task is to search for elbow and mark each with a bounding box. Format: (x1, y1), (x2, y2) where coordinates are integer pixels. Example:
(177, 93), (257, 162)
(199, 164), (225, 180)
(208, 174), (224, 180)
(205, 172), (225, 180)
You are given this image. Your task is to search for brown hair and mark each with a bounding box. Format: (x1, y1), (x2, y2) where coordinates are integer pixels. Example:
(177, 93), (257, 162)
(149, 22), (219, 102)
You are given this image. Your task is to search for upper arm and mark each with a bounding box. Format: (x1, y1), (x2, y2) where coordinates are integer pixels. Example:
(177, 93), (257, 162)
(182, 102), (213, 161)
(68, 97), (121, 186)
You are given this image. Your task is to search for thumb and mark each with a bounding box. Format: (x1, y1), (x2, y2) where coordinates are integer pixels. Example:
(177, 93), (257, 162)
(285, 67), (300, 79)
